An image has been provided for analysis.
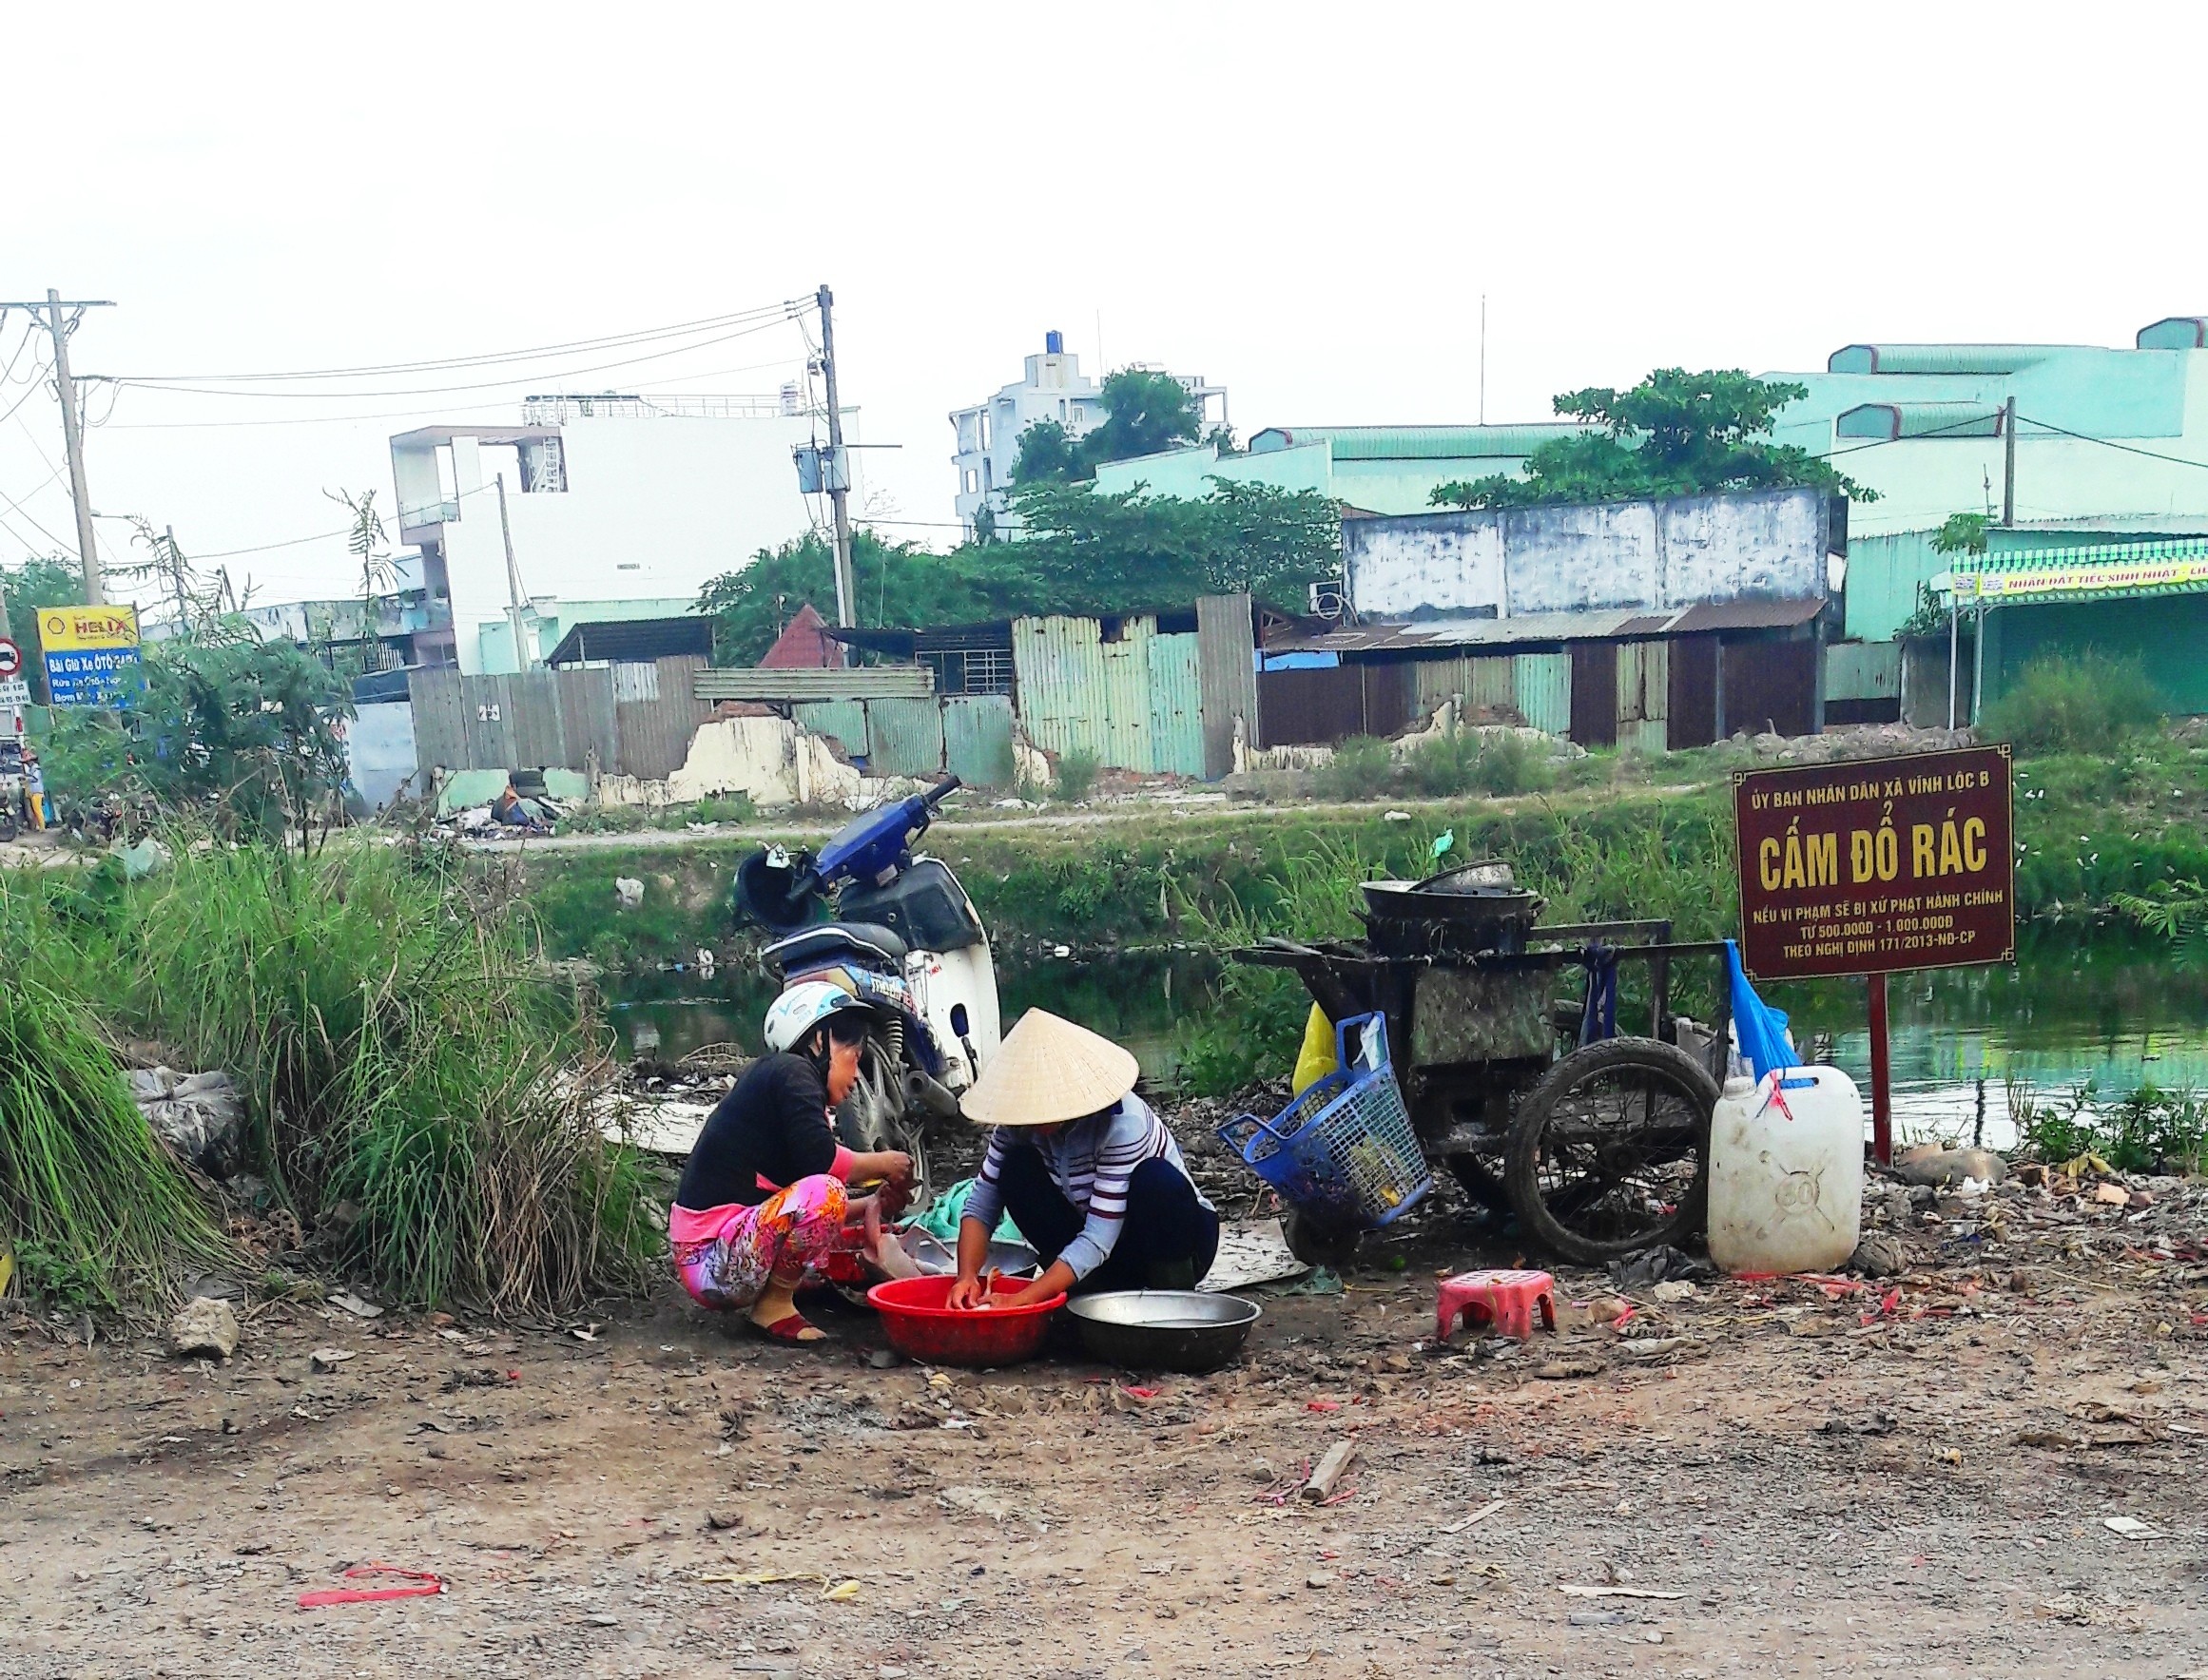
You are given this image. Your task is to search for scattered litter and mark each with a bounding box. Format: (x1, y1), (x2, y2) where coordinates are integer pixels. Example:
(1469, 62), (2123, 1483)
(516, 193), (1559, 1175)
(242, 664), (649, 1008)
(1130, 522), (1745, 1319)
(327, 1291), (384, 1321)
(699, 1571), (864, 1599)
(308, 1347), (357, 1373)
(1302, 1440), (1358, 1504)
(1559, 1584), (1685, 1600)
(1443, 1498), (1509, 1535)
(1269, 1265), (1345, 1298)
(2103, 1516), (2161, 1541)
(297, 1564), (446, 1610)
(1198, 1218), (1308, 1292)
(614, 877), (645, 909)
(1651, 1281), (1698, 1304)
(1607, 1246), (1711, 1290)
(1537, 1357), (1606, 1381)
(1383, 811), (1411, 822)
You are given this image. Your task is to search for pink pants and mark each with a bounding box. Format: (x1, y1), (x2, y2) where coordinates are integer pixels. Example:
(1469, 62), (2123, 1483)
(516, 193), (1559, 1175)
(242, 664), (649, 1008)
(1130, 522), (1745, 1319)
(670, 1175), (849, 1311)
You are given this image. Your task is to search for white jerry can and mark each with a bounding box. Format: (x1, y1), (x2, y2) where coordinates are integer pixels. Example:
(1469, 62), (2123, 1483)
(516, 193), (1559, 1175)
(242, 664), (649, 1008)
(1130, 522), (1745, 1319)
(1706, 1068), (1864, 1276)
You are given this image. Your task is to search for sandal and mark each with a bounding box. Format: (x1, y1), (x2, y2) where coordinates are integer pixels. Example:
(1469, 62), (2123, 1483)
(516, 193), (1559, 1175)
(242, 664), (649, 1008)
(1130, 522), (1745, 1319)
(748, 1309), (827, 1345)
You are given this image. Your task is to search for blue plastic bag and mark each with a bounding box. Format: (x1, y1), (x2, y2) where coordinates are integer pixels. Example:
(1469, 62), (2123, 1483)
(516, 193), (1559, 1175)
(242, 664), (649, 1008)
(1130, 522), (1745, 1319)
(1723, 938), (1795, 1081)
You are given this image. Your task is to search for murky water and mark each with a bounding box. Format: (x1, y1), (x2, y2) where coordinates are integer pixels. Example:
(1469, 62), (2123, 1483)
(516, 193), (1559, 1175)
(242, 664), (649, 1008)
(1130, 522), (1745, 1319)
(606, 930), (2207, 1150)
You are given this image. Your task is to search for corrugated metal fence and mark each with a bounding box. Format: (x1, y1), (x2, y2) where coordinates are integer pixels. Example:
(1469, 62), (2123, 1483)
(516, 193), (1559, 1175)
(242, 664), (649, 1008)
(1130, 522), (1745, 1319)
(789, 695), (1018, 786)
(1013, 614), (1207, 775)
(409, 655), (709, 781)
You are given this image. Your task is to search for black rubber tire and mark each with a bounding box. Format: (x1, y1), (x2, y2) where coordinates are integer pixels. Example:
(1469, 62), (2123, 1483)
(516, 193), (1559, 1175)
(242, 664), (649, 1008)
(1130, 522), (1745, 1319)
(1444, 1149), (1513, 1213)
(1504, 1036), (1718, 1266)
(1283, 1207), (1361, 1270)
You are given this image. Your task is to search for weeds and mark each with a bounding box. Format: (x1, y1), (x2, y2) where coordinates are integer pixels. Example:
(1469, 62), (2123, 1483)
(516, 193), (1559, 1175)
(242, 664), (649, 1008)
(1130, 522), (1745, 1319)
(4, 837), (657, 1311)
(0, 974), (234, 1310)
(1311, 738), (1395, 801)
(1403, 730), (1558, 799)
(2013, 1077), (2208, 1175)
(1981, 652), (2162, 755)
(1053, 748), (1101, 804)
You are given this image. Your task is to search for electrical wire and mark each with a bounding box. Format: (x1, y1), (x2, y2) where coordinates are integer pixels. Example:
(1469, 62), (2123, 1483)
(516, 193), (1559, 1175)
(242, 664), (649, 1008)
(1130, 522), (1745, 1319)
(106, 312), (806, 402)
(187, 479), (500, 561)
(107, 298), (810, 384)
(2014, 414), (2208, 473)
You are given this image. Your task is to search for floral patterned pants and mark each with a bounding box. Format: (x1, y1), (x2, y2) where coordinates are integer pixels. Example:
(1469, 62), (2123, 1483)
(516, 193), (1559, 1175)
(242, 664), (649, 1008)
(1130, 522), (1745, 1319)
(671, 1175), (849, 1311)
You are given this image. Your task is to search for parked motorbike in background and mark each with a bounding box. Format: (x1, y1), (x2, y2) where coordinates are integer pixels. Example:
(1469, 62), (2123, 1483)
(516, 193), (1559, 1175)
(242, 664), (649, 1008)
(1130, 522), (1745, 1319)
(733, 775), (1002, 1207)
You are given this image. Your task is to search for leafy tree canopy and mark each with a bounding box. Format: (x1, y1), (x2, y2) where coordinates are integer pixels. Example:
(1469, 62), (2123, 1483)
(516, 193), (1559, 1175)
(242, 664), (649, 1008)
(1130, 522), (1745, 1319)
(1429, 368), (1874, 511)
(696, 479), (1339, 663)
(1010, 367), (1205, 486)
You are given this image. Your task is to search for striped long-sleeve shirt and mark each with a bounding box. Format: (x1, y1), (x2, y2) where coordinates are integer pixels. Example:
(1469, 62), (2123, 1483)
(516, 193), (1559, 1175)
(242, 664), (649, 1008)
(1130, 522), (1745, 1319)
(959, 1093), (1213, 1281)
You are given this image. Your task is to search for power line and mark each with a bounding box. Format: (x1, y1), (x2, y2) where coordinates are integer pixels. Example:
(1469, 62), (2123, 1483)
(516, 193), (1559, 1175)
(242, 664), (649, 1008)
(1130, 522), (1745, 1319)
(101, 312), (806, 402)
(2013, 413), (2208, 474)
(107, 298), (809, 384)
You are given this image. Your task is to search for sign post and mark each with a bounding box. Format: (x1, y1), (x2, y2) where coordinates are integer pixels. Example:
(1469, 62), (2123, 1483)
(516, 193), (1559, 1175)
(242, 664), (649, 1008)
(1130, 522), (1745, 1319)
(36, 605), (142, 707)
(1733, 745), (2016, 1164)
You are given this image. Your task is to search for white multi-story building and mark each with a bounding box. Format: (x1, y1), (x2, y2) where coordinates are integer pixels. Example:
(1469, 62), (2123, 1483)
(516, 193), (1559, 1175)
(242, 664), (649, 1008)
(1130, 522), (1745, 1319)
(390, 391), (842, 673)
(948, 332), (1226, 537)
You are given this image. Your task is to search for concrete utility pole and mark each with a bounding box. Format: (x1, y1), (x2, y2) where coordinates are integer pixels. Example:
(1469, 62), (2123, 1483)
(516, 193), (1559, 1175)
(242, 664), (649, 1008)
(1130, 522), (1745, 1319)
(2001, 395), (2017, 526)
(0, 291), (115, 604)
(816, 284), (857, 628)
(495, 473), (533, 670)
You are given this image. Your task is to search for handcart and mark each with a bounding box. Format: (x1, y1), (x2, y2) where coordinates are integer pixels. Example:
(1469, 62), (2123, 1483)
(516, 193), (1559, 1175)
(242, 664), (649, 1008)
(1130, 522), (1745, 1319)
(1230, 861), (1733, 1267)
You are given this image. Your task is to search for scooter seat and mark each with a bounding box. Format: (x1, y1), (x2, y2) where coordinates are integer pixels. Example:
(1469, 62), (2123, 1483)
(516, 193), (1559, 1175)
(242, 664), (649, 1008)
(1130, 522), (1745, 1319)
(765, 921), (909, 972)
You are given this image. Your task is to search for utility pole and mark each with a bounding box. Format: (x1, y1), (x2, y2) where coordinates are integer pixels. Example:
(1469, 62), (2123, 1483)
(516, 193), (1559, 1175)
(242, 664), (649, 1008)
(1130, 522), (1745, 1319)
(1479, 294), (1487, 426)
(495, 473), (533, 670)
(0, 291), (115, 605)
(2001, 395), (2017, 526)
(816, 284), (857, 628)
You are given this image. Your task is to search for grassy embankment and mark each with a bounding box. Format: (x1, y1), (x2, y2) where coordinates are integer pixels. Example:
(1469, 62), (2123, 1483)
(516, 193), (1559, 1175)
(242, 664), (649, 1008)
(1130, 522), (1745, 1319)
(0, 840), (657, 1314)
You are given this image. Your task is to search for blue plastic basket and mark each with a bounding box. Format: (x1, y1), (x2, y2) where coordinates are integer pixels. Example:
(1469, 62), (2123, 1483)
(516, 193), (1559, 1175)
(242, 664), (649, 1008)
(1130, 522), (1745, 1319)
(1217, 1014), (1432, 1231)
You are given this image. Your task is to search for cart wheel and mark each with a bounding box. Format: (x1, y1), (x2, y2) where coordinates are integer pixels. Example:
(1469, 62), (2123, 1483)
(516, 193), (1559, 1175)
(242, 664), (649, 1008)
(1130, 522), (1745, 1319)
(1283, 1208), (1360, 1270)
(1503, 1036), (1718, 1266)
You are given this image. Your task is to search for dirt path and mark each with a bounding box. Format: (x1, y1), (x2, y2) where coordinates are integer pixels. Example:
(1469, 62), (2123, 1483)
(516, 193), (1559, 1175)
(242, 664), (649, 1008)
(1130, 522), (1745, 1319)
(9, 1178), (2208, 1680)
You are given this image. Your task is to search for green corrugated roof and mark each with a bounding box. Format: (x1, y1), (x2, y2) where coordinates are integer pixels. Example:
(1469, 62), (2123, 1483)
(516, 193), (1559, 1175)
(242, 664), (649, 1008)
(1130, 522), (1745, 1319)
(1834, 401), (2005, 440)
(1249, 423), (1587, 461)
(1826, 344), (2074, 375)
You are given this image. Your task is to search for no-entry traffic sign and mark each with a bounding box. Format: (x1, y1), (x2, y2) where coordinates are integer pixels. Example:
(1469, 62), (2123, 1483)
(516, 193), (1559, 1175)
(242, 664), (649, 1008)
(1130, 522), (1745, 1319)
(0, 637), (21, 680)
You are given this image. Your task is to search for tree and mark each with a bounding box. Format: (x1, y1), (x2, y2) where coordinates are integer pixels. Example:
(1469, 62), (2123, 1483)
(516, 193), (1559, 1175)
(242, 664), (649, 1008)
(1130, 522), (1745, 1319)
(43, 627), (356, 841)
(694, 481), (1339, 660)
(1429, 368), (1874, 510)
(326, 487), (397, 673)
(1010, 418), (1086, 486)
(0, 554), (84, 705)
(694, 531), (999, 666)
(1006, 367), (1208, 486)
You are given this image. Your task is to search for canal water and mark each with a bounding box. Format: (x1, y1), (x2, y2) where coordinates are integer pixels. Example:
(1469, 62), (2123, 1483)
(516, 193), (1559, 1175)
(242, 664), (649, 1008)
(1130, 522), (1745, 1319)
(607, 930), (2207, 1150)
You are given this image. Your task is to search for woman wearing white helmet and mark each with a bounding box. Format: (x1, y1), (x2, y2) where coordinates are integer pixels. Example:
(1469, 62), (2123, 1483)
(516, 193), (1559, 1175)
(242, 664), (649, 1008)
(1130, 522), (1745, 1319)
(669, 980), (914, 1342)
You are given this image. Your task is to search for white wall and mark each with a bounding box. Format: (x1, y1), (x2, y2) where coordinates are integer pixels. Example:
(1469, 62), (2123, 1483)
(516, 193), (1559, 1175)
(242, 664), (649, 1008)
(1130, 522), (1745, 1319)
(430, 414), (825, 673)
(1346, 487), (1831, 619)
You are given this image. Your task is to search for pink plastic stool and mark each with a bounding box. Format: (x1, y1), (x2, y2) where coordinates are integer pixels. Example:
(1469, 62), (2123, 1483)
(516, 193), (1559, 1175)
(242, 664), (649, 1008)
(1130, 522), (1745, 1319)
(1436, 1268), (1557, 1342)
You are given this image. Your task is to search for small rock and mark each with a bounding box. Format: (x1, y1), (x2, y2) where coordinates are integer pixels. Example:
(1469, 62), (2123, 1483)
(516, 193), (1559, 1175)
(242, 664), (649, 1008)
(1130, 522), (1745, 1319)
(168, 1297), (240, 1360)
(1306, 1573), (1331, 1590)
(1537, 1357), (1607, 1381)
(308, 1347), (356, 1373)
(1890, 1148), (2006, 1188)
(2092, 1183), (2131, 1207)
(866, 1348), (901, 1370)
(1848, 1232), (1906, 1279)
(1651, 1281), (1697, 1304)
(326, 1290), (383, 1320)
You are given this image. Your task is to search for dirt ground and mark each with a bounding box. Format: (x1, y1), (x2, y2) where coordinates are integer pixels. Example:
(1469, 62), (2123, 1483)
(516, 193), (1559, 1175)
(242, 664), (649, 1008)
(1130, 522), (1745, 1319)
(8, 1172), (2208, 1680)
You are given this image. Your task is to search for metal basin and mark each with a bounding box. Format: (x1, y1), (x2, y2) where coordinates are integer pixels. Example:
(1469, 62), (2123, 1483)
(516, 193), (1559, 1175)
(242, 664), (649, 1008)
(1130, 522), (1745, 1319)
(1067, 1290), (1262, 1373)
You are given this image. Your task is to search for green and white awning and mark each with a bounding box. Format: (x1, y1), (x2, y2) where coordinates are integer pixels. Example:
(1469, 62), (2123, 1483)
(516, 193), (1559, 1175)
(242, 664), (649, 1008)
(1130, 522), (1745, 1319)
(1944, 536), (2208, 605)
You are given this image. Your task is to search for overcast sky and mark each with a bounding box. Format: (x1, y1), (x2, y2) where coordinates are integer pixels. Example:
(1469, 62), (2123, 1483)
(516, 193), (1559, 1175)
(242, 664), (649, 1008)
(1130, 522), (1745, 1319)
(4, 2), (2202, 603)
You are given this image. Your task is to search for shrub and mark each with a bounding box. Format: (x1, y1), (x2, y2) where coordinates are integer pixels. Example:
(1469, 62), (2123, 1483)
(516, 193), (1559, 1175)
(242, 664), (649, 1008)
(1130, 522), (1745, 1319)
(1053, 747), (1101, 803)
(1404, 729), (1557, 798)
(1980, 652), (2162, 756)
(1311, 737), (1397, 801)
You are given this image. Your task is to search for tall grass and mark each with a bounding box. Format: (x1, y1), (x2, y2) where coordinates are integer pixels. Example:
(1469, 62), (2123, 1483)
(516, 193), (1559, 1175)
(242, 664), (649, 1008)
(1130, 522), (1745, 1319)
(0, 975), (234, 1309)
(5, 838), (657, 1311)
(1981, 651), (2162, 755)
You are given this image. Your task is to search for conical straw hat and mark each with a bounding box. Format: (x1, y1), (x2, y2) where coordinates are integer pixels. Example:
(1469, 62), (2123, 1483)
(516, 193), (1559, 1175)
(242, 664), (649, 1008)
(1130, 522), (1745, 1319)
(959, 1008), (1140, 1128)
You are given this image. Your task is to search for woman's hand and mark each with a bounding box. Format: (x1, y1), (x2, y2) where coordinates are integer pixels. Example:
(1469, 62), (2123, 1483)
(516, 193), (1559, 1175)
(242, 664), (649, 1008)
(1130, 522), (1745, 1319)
(946, 1269), (994, 1311)
(852, 1149), (914, 1188)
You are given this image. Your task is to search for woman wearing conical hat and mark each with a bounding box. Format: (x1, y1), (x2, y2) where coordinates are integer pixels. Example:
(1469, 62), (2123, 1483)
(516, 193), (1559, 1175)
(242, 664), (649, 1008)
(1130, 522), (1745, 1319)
(946, 1010), (1218, 1311)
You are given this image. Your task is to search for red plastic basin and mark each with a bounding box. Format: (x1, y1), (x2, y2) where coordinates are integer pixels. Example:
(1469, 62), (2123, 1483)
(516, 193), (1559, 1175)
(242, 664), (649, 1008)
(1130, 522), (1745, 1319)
(866, 1273), (1066, 1368)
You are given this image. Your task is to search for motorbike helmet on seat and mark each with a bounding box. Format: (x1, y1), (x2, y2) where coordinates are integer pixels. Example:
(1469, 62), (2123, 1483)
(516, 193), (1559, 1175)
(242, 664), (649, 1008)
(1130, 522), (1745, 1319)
(763, 979), (871, 1055)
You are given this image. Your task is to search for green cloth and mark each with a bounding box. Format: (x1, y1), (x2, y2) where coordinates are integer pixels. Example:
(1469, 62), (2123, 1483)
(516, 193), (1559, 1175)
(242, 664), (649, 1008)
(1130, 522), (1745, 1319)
(911, 1175), (1019, 1243)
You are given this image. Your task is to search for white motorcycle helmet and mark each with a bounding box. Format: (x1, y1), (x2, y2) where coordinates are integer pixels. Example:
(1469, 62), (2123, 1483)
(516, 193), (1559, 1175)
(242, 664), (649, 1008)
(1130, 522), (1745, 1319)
(763, 979), (870, 1055)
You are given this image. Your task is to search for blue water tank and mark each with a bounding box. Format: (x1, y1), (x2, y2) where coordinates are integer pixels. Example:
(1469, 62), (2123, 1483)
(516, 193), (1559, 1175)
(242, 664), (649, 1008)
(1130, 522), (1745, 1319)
(1045, 329), (1063, 355)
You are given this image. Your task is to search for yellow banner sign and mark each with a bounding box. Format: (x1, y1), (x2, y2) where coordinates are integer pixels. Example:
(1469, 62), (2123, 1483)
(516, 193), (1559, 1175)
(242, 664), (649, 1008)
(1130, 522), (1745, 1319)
(37, 605), (141, 651)
(1957, 558), (2208, 601)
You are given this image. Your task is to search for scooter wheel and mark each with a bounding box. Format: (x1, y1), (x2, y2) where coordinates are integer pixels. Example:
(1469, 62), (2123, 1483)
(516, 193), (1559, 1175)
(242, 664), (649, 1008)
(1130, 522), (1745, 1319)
(1283, 1208), (1360, 1270)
